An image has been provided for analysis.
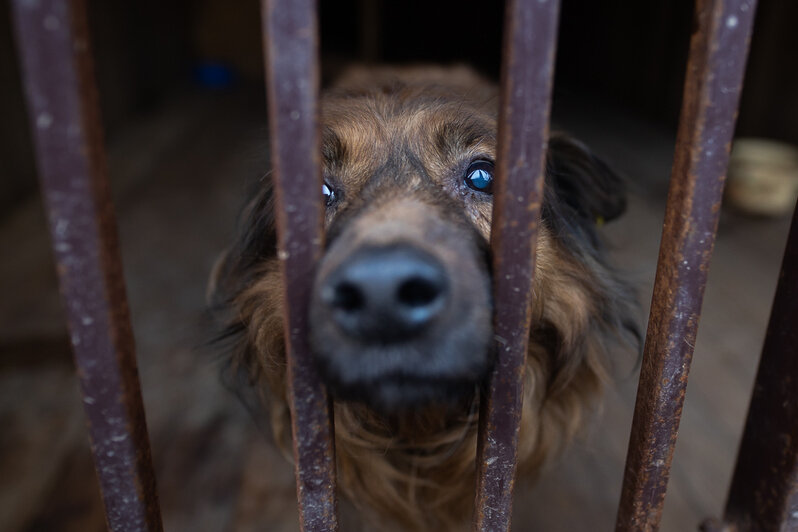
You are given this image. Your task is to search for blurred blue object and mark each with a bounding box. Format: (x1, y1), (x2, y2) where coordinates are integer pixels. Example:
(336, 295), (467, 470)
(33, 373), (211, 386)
(194, 62), (236, 89)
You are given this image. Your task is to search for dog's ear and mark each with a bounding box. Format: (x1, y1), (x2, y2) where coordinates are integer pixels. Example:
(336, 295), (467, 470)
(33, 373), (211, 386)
(205, 177), (284, 442)
(546, 134), (627, 224)
(208, 178), (277, 309)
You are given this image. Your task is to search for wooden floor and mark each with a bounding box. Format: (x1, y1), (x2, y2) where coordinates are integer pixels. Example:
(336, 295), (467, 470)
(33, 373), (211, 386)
(0, 87), (791, 531)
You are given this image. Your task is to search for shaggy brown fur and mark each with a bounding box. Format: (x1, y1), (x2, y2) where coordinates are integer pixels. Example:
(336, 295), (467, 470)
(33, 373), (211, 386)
(210, 65), (639, 530)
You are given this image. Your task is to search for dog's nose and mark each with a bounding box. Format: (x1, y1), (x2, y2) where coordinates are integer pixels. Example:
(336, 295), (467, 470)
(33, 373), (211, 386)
(320, 246), (448, 342)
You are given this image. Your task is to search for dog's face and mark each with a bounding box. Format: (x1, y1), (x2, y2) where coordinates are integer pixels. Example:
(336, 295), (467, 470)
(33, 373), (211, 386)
(308, 81), (499, 411)
(211, 66), (639, 530)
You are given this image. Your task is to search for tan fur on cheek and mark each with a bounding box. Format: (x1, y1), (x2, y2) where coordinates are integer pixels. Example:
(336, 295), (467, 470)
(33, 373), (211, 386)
(231, 262), (294, 457)
(515, 229), (610, 477)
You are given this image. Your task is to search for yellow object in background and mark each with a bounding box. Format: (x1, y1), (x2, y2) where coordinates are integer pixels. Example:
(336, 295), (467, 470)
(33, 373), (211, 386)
(726, 138), (798, 217)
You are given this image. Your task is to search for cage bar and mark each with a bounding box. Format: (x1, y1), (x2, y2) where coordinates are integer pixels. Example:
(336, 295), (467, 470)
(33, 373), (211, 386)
(711, 202), (798, 532)
(615, 1), (758, 530)
(260, 0), (339, 530)
(472, 0), (561, 530)
(10, 0), (163, 530)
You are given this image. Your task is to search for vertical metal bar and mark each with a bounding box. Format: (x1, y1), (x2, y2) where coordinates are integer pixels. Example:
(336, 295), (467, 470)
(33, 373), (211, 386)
(260, 0), (339, 530)
(718, 201), (798, 532)
(10, 1), (163, 531)
(472, 0), (560, 530)
(615, 1), (758, 530)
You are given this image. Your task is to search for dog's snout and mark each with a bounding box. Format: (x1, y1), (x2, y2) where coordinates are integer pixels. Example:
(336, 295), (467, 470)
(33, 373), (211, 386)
(321, 246), (448, 342)
(309, 199), (493, 410)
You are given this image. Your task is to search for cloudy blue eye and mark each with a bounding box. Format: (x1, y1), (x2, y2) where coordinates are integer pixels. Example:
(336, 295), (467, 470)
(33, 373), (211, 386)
(464, 160), (494, 194)
(322, 182), (336, 206)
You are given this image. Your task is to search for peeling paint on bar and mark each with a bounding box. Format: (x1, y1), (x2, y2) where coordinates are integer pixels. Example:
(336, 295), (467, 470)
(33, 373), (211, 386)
(10, 0), (163, 531)
(614, 1), (758, 531)
(260, 0), (339, 530)
(472, 0), (561, 530)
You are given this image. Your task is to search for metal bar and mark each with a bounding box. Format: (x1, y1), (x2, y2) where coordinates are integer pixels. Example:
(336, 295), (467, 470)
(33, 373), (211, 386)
(261, 0), (339, 530)
(719, 201), (798, 532)
(472, 0), (560, 530)
(10, 1), (163, 531)
(615, 1), (758, 530)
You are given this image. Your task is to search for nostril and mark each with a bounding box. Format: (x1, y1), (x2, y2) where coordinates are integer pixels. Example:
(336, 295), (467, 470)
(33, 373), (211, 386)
(397, 276), (441, 308)
(316, 245), (450, 341)
(333, 281), (365, 312)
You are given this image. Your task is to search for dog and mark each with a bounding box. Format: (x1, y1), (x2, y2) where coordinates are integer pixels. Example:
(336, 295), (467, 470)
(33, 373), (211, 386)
(209, 65), (639, 530)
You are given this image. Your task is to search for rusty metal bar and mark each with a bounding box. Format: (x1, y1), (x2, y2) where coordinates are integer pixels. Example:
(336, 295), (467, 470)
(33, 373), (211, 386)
(472, 0), (560, 530)
(716, 201), (798, 532)
(10, 1), (163, 530)
(260, 0), (339, 530)
(615, 1), (758, 530)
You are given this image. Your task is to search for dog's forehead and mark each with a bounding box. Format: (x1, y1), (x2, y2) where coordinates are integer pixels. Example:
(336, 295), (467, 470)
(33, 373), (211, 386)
(319, 90), (497, 189)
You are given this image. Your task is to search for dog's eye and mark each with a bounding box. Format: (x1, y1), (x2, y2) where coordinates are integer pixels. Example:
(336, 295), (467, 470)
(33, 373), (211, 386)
(322, 182), (337, 206)
(464, 160), (494, 194)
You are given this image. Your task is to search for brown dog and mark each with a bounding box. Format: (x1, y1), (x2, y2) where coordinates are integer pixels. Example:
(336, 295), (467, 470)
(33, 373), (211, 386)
(210, 66), (639, 530)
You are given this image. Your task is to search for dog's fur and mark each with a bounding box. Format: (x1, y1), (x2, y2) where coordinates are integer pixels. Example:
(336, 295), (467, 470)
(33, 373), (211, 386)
(210, 66), (639, 530)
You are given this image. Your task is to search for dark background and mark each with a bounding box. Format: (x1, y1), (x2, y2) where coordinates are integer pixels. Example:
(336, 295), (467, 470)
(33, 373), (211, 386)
(2, 0), (797, 216)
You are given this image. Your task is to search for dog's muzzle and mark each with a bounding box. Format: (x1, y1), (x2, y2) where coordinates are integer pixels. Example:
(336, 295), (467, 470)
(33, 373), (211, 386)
(308, 199), (493, 412)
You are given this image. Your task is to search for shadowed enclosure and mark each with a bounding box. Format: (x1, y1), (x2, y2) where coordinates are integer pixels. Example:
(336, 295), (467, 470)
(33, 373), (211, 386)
(9, 0), (797, 531)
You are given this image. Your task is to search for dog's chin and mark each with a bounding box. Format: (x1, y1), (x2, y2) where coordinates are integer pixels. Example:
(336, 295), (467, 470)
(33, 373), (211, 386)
(309, 327), (493, 414)
(327, 374), (482, 414)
